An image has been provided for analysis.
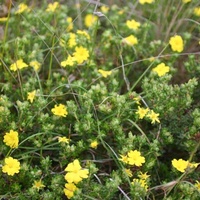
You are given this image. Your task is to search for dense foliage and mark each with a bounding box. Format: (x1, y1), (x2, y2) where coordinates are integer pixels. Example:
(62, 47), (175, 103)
(0, 0), (200, 199)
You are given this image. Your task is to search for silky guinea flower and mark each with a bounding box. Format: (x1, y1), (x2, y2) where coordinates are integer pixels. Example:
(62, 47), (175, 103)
(64, 183), (77, 199)
(169, 35), (184, 52)
(77, 30), (90, 40)
(3, 130), (19, 148)
(0, 17), (8, 22)
(58, 136), (70, 143)
(98, 69), (112, 78)
(66, 17), (73, 32)
(29, 60), (41, 71)
(15, 3), (30, 14)
(68, 33), (76, 48)
(123, 35), (138, 46)
(138, 172), (150, 180)
(73, 46), (89, 64)
(27, 90), (36, 103)
(152, 63), (170, 77)
(133, 97), (141, 105)
(84, 14), (98, 28)
(126, 19), (140, 30)
(132, 178), (148, 191)
(119, 154), (129, 164)
(90, 140), (98, 149)
(195, 181), (200, 191)
(127, 150), (145, 167)
(61, 55), (76, 67)
(32, 179), (45, 191)
(172, 158), (189, 172)
(139, 0), (154, 4)
(136, 106), (149, 119)
(147, 110), (160, 124)
(194, 7), (200, 17)
(10, 59), (28, 71)
(182, 0), (191, 3)
(46, 2), (59, 12)
(64, 159), (89, 184)
(124, 168), (133, 177)
(100, 5), (109, 13)
(2, 157), (20, 176)
(51, 104), (68, 117)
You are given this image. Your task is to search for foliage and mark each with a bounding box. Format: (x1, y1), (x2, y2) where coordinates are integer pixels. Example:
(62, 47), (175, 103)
(0, 0), (200, 199)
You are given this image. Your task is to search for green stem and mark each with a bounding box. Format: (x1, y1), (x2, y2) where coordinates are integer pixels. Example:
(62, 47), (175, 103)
(48, 35), (55, 80)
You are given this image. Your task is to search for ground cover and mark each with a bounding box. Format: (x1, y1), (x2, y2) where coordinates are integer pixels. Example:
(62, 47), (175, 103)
(0, 0), (200, 199)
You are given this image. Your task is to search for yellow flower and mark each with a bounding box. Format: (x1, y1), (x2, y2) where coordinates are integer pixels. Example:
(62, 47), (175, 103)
(51, 104), (68, 117)
(100, 6), (109, 13)
(46, 2), (59, 12)
(68, 33), (77, 48)
(172, 158), (189, 173)
(132, 178), (148, 191)
(194, 7), (200, 17)
(119, 154), (129, 164)
(61, 55), (76, 67)
(127, 150), (145, 167)
(118, 10), (124, 15)
(169, 35), (184, 52)
(32, 179), (45, 191)
(10, 59), (28, 71)
(138, 172), (150, 180)
(84, 14), (98, 28)
(147, 110), (160, 124)
(123, 35), (138, 46)
(139, 0), (154, 4)
(90, 140), (98, 149)
(3, 130), (19, 148)
(64, 159), (89, 184)
(66, 17), (73, 32)
(58, 137), (70, 143)
(124, 168), (133, 177)
(0, 17), (8, 22)
(64, 183), (77, 199)
(149, 57), (155, 62)
(136, 106), (149, 119)
(77, 30), (90, 40)
(27, 90), (36, 103)
(195, 181), (200, 191)
(73, 46), (89, 64)
(126, 19), (140, 30)
(2, 157), (20, 176)
(133, 97), (141, 105)
(29, 60), (41, 71)
(182, 0), (191, 3)
(152, 63), (170, 77)
(15, 3), (30, 14)
(98, 69), (112, 78)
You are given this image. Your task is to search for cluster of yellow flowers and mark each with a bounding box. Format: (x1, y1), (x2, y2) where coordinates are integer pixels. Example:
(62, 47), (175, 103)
(136, 106), (160, 124)
(132, 172), (150, 191)
(123, 17), (141, 46)
(15, 3), (30, 14)
(10, 59), (41, 72)
(61, 44), (90, 67)
(120, 150), (145, 167)
(2, 130), (20, 176)
(46, 2), (60, 13)
(120, 151), (150, 190)
(172, 158), (199, 173)
(64, 159), (89, 199)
